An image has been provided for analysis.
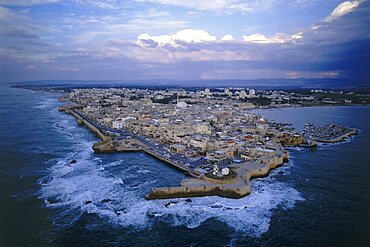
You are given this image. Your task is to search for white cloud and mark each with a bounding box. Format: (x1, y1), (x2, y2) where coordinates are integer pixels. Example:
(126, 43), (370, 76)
(242, 32), (303, 44)
(243, 33), (276, 43)
(291, 32), (303, 39)
(137, 29), (216, 46)
(221, 34), (234, 41)
(242, 33), (287, 44)
(325, 0), (361, 22)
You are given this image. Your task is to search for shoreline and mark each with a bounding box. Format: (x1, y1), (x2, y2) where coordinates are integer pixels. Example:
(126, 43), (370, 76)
(59, 106), (291, 200)
(57, 100), (357, 201)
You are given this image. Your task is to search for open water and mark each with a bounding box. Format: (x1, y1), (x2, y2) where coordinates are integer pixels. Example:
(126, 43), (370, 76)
(1, 84), (369, 246)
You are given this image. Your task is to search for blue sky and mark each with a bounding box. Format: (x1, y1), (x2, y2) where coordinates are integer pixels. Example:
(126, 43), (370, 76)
(0, 0), (369, 82)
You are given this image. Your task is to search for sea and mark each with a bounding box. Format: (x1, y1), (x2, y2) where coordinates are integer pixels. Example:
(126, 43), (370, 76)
(1, 84), (370, 246)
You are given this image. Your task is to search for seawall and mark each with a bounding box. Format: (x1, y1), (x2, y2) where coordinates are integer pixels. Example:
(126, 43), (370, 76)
(145, 153), (288, 200)
(61, 108), (110, 142)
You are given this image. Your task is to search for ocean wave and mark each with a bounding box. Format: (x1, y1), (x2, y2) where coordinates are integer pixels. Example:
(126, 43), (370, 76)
(39, 141), (304, 237)
(33, 96), (57, 109)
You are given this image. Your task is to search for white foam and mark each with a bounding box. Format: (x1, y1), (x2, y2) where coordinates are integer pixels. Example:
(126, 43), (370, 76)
(40, 142), (304, 237)
(33, 96), (56, 109)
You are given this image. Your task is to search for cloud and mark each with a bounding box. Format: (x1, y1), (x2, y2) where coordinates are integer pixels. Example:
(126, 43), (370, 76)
(243, 33), (279, 43)
(325, 0), (361, 22)
(242, 32), (303, 44)
(1, 0), (369, 82)
(221, 34), (234, 41)
(137, 29), (216, 47)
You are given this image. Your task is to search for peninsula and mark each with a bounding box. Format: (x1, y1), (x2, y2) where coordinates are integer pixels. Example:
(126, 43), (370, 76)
(57, 87), (356, 200)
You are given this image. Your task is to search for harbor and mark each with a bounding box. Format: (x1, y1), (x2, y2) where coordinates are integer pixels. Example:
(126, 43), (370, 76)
(303, 123), (357, 143)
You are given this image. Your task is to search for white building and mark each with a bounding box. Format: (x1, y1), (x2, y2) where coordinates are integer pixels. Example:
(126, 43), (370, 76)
(239, 90), (247, 99)
(112, 117), (135, 129)
(221, 167), (230, 176)
(176, 101), (187, 108)
(204, 88), (212, 96)
(249, 89), (256, 97)
(112, 119), (124, 129)
(224, 88), (232, 96)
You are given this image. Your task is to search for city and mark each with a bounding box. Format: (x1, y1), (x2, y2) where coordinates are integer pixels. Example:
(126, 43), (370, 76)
(1, 0), (369, 245)
(58, 86), (357, 200)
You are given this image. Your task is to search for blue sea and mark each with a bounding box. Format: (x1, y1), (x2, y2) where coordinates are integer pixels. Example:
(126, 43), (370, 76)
(1, 84), (370, 246)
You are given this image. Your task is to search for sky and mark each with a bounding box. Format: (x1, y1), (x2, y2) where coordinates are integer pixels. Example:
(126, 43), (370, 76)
(0, 0), (369, 83)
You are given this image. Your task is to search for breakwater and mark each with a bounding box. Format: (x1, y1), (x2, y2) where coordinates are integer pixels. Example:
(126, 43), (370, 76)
(312, 129), (357, 143)
(145, 153), (288, 200)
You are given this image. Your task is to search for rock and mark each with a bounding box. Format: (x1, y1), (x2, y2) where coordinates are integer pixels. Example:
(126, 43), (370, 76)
(278, 170), (284, 174)
(101, 198), (112, 203)
(164, 201), (177, 208)
(185, 199), (192, 203)
(84, 200), (92, 205)
(69, 159), (77, 164)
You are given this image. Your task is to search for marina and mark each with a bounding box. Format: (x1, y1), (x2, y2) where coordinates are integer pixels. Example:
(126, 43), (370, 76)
(303, 123), (357, 143)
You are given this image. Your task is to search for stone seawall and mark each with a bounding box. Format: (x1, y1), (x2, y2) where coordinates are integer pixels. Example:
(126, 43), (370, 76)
(61, 108), (196, 176)
(145, 153), (287, 200)
(145, 185), (249, 200)
(63, 109), (110, 142)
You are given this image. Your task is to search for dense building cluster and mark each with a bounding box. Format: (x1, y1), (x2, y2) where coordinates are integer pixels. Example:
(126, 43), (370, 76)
(67, 88), (299, 176)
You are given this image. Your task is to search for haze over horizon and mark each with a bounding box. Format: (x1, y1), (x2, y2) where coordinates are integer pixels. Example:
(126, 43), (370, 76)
(1, 0), (369, 84)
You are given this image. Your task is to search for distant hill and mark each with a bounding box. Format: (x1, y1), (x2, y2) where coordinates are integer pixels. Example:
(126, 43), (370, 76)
(9, 78), (369, 90)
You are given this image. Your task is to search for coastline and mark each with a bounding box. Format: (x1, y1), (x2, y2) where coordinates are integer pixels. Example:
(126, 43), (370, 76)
(59, 106), (291, 200)
(56, 96), (358, 201)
